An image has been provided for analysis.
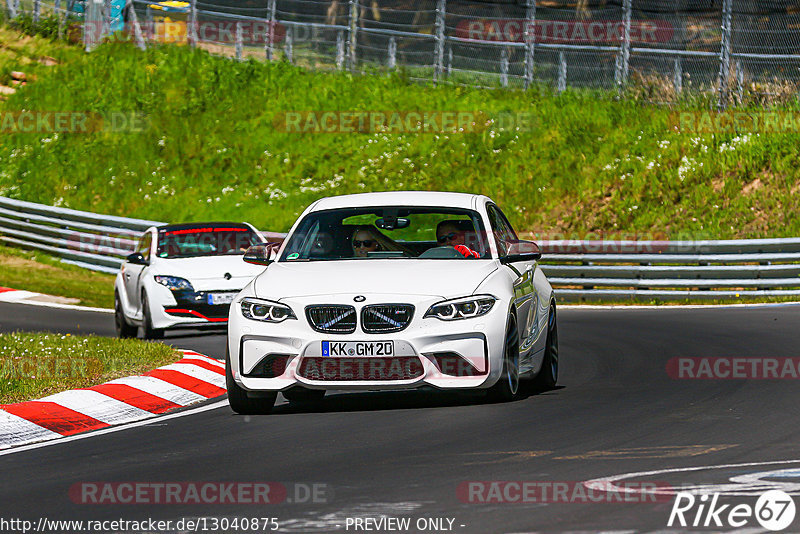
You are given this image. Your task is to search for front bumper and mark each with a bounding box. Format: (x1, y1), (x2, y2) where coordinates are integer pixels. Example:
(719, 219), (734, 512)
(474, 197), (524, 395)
(148, 285), (241, 329)
(228, 294), (508, 391)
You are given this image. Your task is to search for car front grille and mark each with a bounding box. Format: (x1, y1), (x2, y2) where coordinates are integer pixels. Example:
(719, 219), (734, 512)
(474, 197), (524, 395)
(305, 305), (357, 334)
(297, 356), (424, 381)
(361, 304), (414, 333)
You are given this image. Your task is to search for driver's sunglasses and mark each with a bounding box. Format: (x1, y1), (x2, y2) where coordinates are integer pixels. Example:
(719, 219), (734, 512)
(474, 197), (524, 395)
(353, 239), (377, 248)
(437, 232), (459, 244)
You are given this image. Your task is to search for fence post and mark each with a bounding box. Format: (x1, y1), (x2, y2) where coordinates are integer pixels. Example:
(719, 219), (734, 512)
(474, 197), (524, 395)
(127, 0), (146, 50)
(6, 0), (16, 20)
(735, 58), (744, 104)
(33, 0), (40, 24)
(615, 0), (631, 88)
(557, 50), (566, 92)
(500, 47), (508, 87)
(717, 0), (733, 110)
(388, 36), (396, 69)
(433, 0), (446, 82)
(336, 30), (345, 69)
(234, 21), (243, 60)
(103, 0), (111, 39)
(55, 0), (64, 39)
(673, 57), (682, 94)
(348, 0), (358, 71)
(188, 0), (197, 47)
(285, 26), (293, 63)
(266, 0), (276, 60)
(145, 4), (153, 41)
(446, 44), (452, 77)
(523, 0), (535, 88)
(84, 0), (102, 51)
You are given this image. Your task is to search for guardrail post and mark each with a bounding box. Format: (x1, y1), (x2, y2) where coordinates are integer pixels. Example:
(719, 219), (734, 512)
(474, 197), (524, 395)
(336, 30), (345, 69)
(557, 50), (566, 92)
(127, 0), (147, 50)
(500, 47), (509, 87)
(188, 0), (197, 47)
(348, 0), (358, 71)
(433, 0), (446, 82)
(523, 0), (535, 88)
(33, 0), (40, 24)
(265, 0), (276, 60)
(235, 21), (243, 61)
(717, 0), (733, 110)
(387, 36), (396, 69)
(615, 0), (631, 89)
(673, 57), (682, 94)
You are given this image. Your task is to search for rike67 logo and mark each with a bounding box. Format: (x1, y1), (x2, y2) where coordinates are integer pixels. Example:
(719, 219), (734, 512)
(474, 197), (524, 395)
(669, 490), (796, 531)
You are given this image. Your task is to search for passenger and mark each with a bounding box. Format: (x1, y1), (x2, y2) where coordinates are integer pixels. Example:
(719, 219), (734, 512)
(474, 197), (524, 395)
(351, 226), (383, 258)
(351, 225), (414, 258)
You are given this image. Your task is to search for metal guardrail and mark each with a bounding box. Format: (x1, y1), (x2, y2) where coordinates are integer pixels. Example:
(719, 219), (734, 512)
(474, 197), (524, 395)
(1, 197), (799, 301)
(0, 196), (164, 274)
(538, 239), (800, 301)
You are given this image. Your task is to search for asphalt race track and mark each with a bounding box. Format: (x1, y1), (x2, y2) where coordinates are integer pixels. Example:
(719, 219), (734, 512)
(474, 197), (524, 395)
(1, 300), (799, 533)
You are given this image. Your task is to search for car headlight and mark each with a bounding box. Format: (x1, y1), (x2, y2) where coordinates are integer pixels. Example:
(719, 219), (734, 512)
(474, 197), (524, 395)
(154, 275), (194, 292)
(240, 298), (296, 323)
(424, 295), (496, 321)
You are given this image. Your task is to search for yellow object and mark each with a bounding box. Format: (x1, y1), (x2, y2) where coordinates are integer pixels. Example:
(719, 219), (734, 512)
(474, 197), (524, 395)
(148, 2), (190, 44)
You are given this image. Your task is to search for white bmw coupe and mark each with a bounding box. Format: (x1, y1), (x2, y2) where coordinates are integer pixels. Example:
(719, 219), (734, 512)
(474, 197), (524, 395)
(114, 222), (268, 339)
(226, 192), (558, 413)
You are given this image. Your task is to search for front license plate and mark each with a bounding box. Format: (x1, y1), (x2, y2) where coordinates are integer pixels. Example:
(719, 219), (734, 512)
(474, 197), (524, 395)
(208, 292), (237, 305)
(322, 341), (394, 357)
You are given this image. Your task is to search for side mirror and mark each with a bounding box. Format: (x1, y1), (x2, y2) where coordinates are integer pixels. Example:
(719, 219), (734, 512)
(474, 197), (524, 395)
(126, 252), (148, 265)
(243, 243), (280, 266)
(499, 240), (541, 264)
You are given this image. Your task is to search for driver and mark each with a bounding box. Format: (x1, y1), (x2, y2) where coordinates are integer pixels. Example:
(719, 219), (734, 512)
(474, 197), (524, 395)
(436, 220), (479, 258)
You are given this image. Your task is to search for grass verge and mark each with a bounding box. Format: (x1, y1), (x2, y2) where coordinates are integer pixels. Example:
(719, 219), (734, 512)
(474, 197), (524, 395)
(0, 244), (115, 308)
(0, 33), (796, 240)
(0, 331), (180, 404)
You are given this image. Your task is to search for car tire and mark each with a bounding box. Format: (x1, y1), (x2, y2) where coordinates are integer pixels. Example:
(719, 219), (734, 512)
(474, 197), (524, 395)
(141, 292), (164, 340)
(226, 349), (277, 415)
(114, 292), (137, 339)
(488, 313), (521, 402)
(532, 303), (558, 391)
(282, 387), (326, 404)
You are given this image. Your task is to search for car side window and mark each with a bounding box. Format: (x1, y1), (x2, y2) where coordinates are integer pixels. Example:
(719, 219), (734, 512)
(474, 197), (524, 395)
(486, 205), (516, 257)
(137, 232), (152, 261)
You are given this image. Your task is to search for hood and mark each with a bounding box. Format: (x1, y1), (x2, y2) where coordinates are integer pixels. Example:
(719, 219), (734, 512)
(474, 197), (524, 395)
(153, 255), (265, 282)
(253, 260), (498, 300)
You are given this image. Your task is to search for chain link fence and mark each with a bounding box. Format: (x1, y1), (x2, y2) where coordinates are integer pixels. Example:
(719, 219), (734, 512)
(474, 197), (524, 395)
(5, 0), (800, 106)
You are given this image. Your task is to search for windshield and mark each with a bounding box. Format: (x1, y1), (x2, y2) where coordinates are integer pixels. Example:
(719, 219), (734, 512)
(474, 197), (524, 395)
(279, 207), (491, 261)
(156, 226), (261, 259)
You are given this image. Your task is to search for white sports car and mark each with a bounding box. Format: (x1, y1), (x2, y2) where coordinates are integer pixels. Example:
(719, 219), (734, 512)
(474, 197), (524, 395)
(114, 222), (269, 339)
(226, 192), (558, 413)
